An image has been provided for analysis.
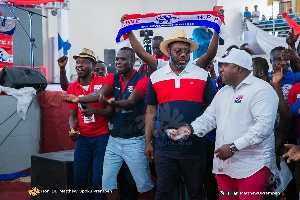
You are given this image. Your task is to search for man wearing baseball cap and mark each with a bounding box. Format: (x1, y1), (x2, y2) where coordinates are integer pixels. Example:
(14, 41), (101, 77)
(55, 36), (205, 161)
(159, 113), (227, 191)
(176, 49), (279, 200)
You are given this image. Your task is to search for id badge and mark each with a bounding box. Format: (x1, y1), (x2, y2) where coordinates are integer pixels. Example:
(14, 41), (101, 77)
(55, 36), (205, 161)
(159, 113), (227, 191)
(84, 114), (95, 123)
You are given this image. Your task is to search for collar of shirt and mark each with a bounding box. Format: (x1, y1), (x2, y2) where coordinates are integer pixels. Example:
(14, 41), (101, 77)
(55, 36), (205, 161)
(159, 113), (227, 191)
(118, 69), (137, 94)
(75, 74), (95, 88)
(232, 73), (253, 91)
(118, 69), (137, 83)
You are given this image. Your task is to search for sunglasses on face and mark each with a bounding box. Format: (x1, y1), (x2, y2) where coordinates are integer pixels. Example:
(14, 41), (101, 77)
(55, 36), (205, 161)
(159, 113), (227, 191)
(172, 49), (191, 55)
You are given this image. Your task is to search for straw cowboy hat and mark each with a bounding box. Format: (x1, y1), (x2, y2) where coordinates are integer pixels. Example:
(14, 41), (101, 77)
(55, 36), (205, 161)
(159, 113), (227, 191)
(73, 48), (97, 63)
(159, 29), (199, 55)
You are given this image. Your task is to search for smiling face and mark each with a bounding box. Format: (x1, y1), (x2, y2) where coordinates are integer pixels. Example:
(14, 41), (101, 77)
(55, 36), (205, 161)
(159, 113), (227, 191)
(168, 42), (190, 70)
(75, 57), (94, 78)
(115, 49), (135, 75)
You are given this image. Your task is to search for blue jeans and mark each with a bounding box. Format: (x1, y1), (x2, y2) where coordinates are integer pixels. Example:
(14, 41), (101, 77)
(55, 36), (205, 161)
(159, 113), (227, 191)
(102, 135), (154, 192)
(74, 134), (109, 200)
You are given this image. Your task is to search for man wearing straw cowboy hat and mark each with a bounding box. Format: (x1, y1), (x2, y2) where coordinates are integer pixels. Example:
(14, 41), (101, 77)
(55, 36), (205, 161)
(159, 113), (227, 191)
(125, 25), (219, 198)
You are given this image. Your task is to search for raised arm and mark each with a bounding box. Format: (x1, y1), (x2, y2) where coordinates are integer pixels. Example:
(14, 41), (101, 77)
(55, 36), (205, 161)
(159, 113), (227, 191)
(57, 55), (70, 91)
(127, 31), (158, 70)
(271, 67), (294, 169)
(272, 68), (294, 119)
(195, 9), (224, 68)
(281, 47), (300, 73)
(196, 31), (219, 68)
(121, 15), (158, 70)
(286, 28), (299, 51)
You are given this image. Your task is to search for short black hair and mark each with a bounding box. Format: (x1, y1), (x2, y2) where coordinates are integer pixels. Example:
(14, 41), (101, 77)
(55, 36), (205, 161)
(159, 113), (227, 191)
(252, 57), (269, 76)
(152, 36), (164, 42)
(270, 46), (285, 56)
(119, 47), (135, 59)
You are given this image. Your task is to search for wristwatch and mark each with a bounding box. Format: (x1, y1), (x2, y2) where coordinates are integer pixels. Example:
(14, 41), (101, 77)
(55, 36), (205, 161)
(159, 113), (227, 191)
(229, 143), (239, 153)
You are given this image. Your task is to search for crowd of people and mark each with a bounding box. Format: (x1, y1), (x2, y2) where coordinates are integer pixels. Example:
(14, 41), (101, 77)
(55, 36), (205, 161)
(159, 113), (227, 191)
(57, 8), (300, 200)
(244, 5), (300, 37)
(243, 5), (260, 25)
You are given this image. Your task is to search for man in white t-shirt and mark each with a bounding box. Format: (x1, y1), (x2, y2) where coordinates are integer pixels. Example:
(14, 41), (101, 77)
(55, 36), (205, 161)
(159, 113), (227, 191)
(252, 5), (260, 24)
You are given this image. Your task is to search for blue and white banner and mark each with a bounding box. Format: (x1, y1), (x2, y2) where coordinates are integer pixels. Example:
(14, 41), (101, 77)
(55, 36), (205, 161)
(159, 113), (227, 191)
(116, 11), (224, 43)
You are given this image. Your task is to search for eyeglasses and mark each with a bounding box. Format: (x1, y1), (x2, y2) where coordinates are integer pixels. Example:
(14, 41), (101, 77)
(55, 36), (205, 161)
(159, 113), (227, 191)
(172, 49), (191, 55)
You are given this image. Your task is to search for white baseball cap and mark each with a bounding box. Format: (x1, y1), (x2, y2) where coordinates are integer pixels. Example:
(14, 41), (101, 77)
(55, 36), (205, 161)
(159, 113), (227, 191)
(217, 48), (252, 70)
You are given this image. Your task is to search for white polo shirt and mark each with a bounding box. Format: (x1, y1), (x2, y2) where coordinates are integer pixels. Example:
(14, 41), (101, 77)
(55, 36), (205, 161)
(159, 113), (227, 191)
(191, 74), (279, 178)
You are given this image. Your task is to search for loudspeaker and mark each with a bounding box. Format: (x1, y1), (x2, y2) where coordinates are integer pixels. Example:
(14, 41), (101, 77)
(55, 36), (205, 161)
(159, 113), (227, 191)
(31, 150), (78, 200)
(104, 49), (116, 73)
(0, 67), (47, 92)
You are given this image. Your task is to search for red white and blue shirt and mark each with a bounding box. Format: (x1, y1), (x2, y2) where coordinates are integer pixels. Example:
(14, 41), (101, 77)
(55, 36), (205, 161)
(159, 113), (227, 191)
(67, 75), (110, 137)
(146, 61), (215, 153)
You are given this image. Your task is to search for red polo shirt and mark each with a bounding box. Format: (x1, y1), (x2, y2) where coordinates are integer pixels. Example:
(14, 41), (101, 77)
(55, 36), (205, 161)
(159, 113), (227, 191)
(67, 75), (110, 137)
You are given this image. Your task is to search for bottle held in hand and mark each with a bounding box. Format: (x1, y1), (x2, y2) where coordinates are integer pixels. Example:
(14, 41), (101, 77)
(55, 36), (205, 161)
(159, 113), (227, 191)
(175, 131), (190, 140)
(165, 129), (189, 141)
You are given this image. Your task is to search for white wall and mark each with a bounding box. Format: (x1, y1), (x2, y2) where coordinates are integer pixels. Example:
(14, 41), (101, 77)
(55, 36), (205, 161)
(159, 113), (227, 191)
(67, 0), (141, 76)
(66, 0), (217, 76)
(46, 0), (274, 77)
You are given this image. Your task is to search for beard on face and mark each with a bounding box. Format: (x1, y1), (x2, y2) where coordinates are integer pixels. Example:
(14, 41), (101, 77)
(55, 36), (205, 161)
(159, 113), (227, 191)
(170, 57), (188, 70)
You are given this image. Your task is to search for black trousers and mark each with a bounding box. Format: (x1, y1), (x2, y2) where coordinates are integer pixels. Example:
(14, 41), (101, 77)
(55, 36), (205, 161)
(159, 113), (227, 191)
(154, 150), (206, 200)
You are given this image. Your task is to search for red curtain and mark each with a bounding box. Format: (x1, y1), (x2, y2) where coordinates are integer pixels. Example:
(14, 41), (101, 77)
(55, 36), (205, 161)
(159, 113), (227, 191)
(8, 0), (64, 6)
